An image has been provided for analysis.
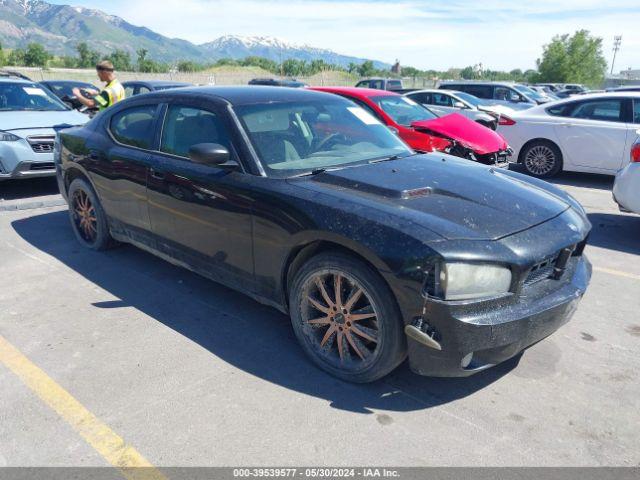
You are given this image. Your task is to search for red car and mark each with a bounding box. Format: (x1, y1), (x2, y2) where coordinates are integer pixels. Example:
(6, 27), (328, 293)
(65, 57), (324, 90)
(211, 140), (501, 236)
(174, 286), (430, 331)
(311, 87), (511, 165)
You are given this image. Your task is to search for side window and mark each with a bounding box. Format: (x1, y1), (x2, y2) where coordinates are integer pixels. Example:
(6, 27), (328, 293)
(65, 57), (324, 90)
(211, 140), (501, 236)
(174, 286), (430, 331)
(109, 104), (158, 149)
(124, 85), (135, 97)
(462, 85), (492, 99)
(409, 92), (432, 105)
(566, 99), (624, 122)
(494, 87), (511, 101)
(350, 98), (386, 123)
(546, 103), (572, 117)
(355, 81), (369, 88)
(138, 86), (151, 94)
(160, 105), (232, 159)
(370, 80), (384, 90)
(632, 100), (640, 123)
(432, 93), (454, 106)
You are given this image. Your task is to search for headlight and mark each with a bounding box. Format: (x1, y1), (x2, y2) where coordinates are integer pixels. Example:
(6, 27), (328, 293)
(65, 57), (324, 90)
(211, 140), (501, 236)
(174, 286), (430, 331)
(0, 131), (20, 142)
(439, 263), (512, 301)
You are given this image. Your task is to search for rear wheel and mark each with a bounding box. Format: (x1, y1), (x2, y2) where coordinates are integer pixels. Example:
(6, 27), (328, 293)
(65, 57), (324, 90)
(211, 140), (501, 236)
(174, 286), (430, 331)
(68, 178), (115, 251)
(521, 140), (562, 178)
(289, 252), (406, 383)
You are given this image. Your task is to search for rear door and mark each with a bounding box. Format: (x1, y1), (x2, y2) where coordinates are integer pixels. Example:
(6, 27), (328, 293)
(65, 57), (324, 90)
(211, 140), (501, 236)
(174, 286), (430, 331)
(146, 99), (255, 291)
(553, 97), (630, 171)
(96, 103), (159, 232)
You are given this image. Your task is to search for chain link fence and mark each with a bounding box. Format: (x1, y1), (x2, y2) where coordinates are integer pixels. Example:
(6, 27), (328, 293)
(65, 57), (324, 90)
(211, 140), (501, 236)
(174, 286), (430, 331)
(8, 67), (438, 89)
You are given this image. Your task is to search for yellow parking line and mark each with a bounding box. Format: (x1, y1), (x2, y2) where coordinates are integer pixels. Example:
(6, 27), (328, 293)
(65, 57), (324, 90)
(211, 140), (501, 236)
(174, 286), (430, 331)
(594, 266), (640, 281)
(0, 334), (166, 480)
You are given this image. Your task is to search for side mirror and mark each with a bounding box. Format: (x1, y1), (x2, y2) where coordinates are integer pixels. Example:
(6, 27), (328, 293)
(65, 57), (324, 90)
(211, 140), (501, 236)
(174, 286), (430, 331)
(453, 101), (467, 109)
(508, 93), (523, 103)
(189, 143), (235, 167)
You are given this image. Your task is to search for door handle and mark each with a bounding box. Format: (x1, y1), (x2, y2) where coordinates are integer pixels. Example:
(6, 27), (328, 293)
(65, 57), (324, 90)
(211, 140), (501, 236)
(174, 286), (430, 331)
(150, 168), (165, 180)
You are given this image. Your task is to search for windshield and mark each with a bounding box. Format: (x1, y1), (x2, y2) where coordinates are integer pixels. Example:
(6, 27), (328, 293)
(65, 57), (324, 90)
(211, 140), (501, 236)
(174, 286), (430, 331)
(234, 99), (413, 178)
(46, 82), (94, 98)
(0, 82), (69, 111)
(371, 95), (437, 124)
(513, 84), (545, 101)
(453, 91), (484, 107)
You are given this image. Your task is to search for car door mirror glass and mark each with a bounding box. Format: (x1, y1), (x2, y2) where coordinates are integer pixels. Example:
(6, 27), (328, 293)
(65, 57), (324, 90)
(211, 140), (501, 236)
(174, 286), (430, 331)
(189, 143), (233, 166)
(453, 101), (466, 109)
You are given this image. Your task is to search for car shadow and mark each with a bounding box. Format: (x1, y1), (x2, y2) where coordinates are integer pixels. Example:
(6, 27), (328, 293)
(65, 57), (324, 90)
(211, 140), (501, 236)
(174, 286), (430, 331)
(11, 210), (519, 414)
(544, 171), (613, 191)
(587, 212), (640, 256)
(0, 177), (60, 201)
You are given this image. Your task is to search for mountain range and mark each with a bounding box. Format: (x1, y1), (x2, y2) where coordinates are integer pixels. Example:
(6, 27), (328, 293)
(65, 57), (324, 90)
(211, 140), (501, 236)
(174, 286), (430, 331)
(0, 0), (390, 68)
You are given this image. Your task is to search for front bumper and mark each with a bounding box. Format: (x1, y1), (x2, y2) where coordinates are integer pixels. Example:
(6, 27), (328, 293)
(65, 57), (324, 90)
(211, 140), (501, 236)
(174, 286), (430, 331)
(0, 135), (55, 180)
(0, 159), (56, 180)
(406, 254), (591, 377)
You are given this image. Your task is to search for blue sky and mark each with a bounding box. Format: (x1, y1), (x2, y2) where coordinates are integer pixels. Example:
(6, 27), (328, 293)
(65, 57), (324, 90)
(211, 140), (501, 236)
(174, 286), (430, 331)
(49, 0), (640, 71)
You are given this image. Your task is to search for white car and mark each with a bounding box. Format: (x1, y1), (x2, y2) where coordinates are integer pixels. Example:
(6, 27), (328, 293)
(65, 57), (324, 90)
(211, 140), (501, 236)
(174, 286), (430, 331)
(613, 140), (640, 214)
(404, 89), (508, 129)
(497, 92), (640, 178)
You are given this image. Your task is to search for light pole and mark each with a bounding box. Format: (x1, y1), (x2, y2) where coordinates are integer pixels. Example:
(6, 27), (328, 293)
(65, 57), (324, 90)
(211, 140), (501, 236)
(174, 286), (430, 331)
(611, 35), (622, 75)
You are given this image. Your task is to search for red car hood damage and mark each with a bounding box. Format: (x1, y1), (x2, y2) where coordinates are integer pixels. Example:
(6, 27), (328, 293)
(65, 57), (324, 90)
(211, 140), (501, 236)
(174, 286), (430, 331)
(411, 113), (508, 155)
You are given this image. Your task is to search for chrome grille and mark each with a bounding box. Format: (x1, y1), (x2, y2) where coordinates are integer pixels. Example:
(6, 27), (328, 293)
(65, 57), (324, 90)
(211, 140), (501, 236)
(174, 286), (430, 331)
(27, 135), (55, 153)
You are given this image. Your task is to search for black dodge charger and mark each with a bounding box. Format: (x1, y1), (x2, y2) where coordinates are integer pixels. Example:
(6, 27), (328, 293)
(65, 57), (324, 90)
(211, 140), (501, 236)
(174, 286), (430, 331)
(55, 86), (591, 382)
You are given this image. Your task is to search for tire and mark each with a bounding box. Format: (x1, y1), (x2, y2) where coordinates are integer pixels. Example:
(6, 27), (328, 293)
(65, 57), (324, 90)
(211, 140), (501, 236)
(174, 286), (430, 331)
(520, 140), (562, 178)
(67, 178), (116, 251)
(289, 251), (406, 383)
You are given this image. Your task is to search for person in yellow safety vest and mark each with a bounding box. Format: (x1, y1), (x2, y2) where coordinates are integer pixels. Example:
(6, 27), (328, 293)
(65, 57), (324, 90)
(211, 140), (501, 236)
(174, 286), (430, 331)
(72, 60), (125, 111)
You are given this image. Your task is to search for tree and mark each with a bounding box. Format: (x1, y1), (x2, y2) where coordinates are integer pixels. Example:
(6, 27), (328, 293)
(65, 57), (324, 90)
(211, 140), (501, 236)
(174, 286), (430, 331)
(0, 43), (5, 68)
(76, 42), (100, 68)
(357, 60), (375, 77)
(24, 43), (50, 67)
(460, 66), (477, 80)
(536, 30), (607, 86)
(106, 49), (132, 71)
(7, 48), (25, 66)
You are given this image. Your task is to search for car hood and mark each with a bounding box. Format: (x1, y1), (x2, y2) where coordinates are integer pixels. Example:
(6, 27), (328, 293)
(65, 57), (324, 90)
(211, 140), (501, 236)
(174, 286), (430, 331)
(292, 154), (571, 241)
(410, 113), (508, 155)
(0, 110), (88, 131)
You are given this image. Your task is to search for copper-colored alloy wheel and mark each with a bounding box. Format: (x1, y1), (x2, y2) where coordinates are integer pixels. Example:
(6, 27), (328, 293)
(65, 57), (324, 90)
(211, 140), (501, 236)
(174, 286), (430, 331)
(301, 270), (381, 370)
(71, 189), (97, 244)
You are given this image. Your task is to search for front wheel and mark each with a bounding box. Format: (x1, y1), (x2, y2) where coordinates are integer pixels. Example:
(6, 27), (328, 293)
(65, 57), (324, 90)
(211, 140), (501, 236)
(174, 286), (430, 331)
(289, 252), (406, 383)
(521, 140), (562, 178)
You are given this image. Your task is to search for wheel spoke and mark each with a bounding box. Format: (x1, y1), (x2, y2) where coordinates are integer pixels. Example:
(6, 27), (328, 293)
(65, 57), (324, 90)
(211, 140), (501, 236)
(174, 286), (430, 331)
(334, 274), (342, 308)
(336, 330), (345, 362)
(351, 324), (378, 343)
(307, 316), (331, 325)
(320, 324), (337, 347)
(344, 287), (363, 311)
(349, 311), (376, 322)
(308, 296), (330, 314)
(314, 276), (334, 308)
(344, 330), (364, 360)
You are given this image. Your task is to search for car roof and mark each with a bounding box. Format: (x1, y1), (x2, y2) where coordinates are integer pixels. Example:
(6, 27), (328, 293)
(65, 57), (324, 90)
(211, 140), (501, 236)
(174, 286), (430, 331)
(407, 88), (459, 95)
(0, 77), (34, 84)
(126, 85), (348, 106)
(440, 80), (519, 85)
(310, 86), (399, 99)
(42, 80), (94, 85)
(123, 80), (192, 86)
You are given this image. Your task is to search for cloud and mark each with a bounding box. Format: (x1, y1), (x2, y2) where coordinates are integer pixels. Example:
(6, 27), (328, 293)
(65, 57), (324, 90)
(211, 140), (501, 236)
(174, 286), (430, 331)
(59, 0), (640, 70)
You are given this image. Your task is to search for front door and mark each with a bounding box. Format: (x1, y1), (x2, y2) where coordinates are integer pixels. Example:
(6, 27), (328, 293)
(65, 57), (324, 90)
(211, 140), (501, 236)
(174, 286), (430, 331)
(146, 101), (255, 291)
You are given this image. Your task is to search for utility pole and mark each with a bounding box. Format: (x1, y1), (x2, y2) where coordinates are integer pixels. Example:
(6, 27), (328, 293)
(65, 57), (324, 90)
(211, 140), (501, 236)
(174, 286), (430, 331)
(611, 35), (622, 75)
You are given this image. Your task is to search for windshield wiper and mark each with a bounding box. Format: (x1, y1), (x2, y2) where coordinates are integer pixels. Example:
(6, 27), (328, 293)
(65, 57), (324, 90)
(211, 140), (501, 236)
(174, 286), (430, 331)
(368, 153), (414, 164)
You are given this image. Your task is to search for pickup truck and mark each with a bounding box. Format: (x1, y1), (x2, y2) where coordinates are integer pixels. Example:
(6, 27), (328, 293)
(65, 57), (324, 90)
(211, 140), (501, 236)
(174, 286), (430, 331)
(355, 77), (403, 91)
